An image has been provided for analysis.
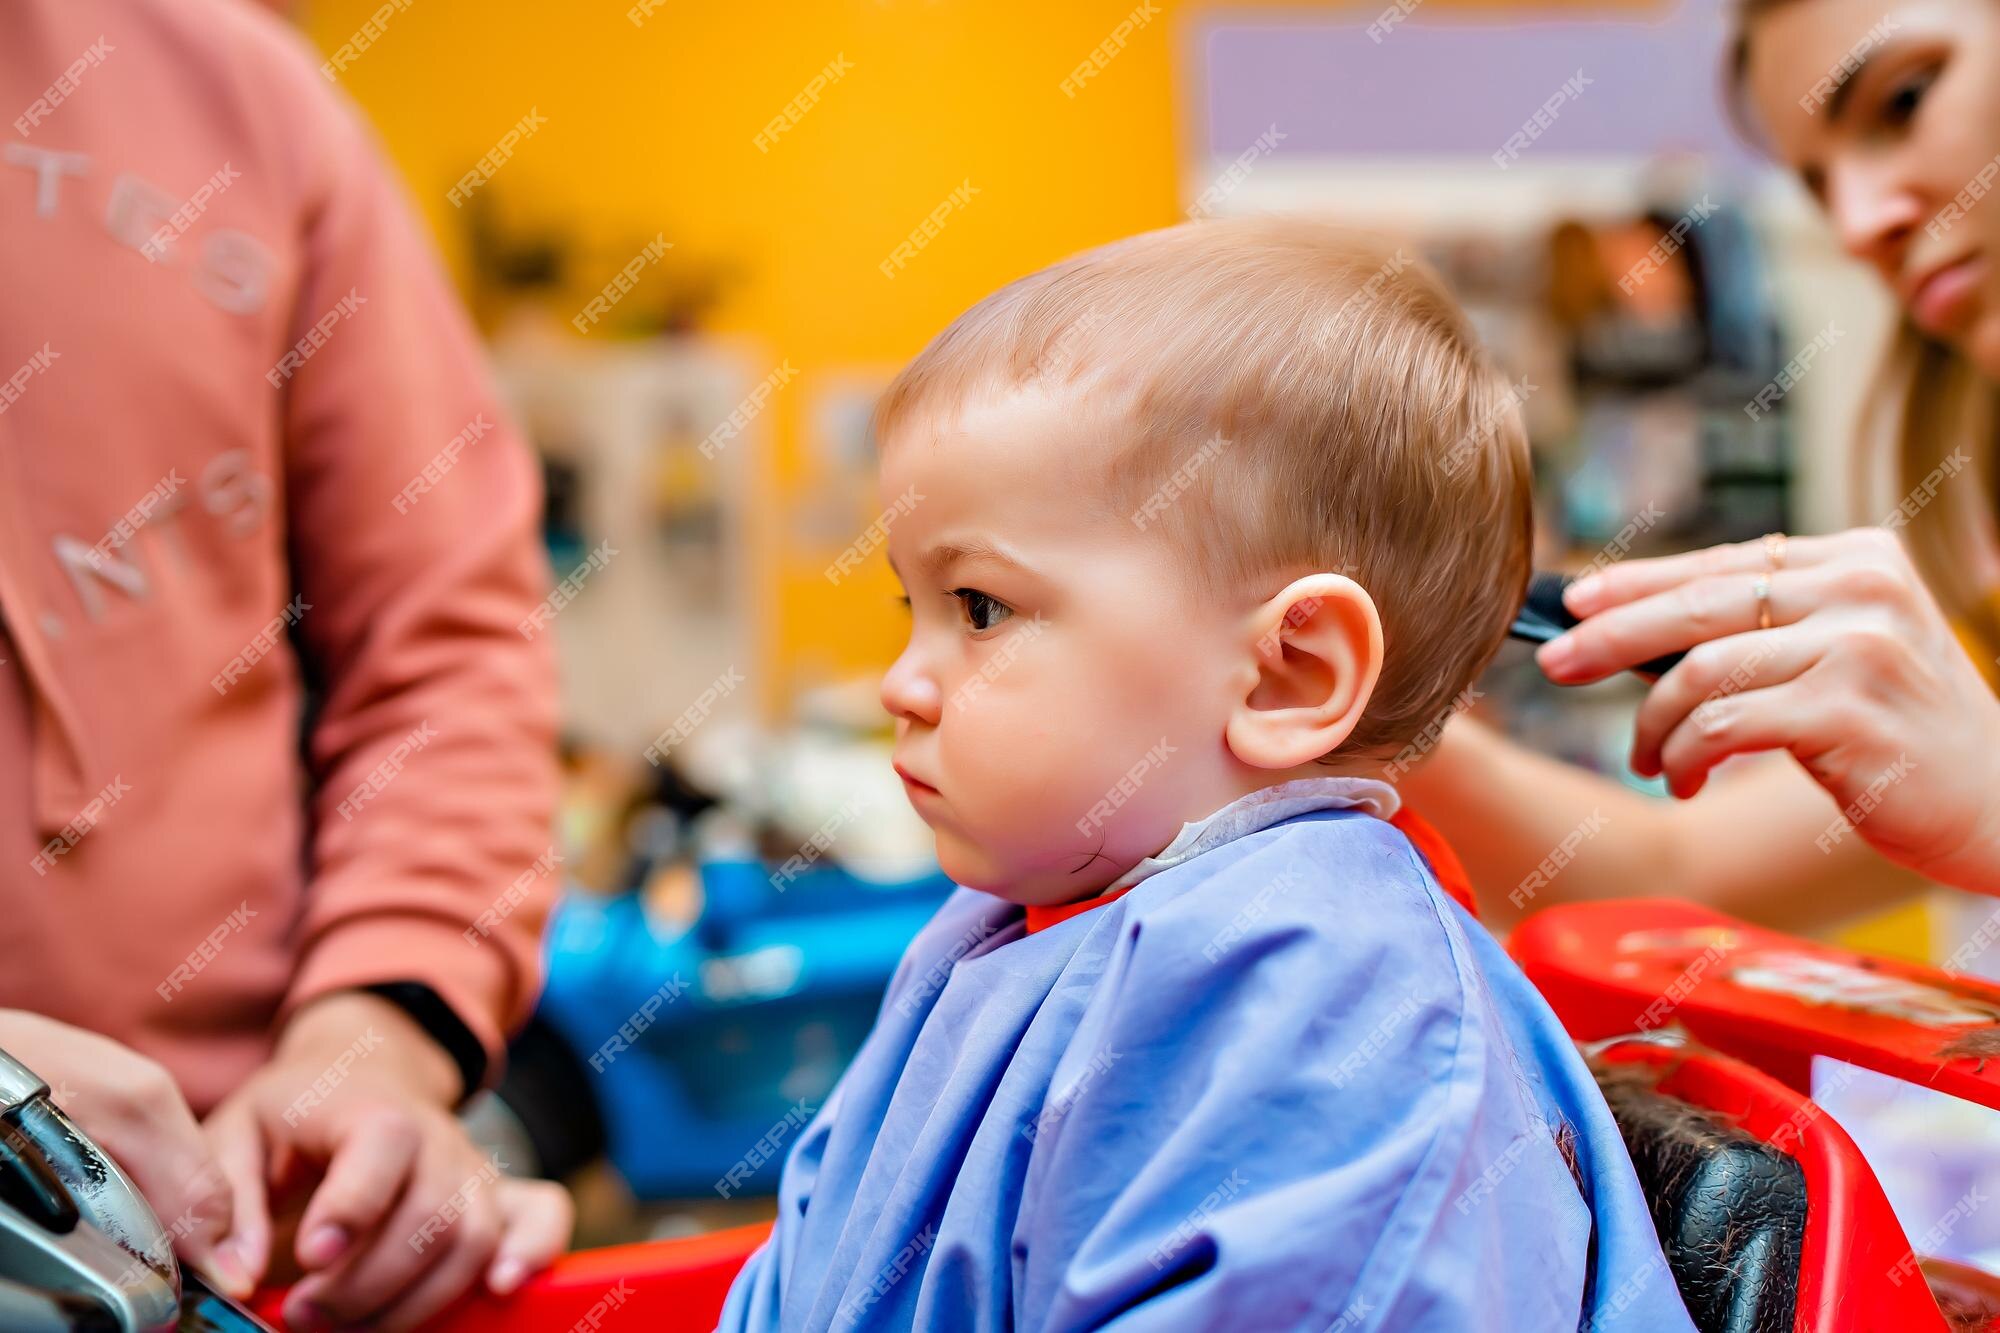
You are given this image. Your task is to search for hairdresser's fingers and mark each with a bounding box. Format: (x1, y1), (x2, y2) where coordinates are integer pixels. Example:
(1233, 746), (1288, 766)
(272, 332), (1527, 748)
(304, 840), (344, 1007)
(290, 1104), (423, 1271)
(1653, 676), (1832, 800)
(1630, 627), (1820, 786)
(1538, 565), (1832, 685)
(200, 1101), (272, 1298)
(486, 1178), (572, 1295)
(1563, 530), (1859, 616)
(359, 1213), (495, 1333)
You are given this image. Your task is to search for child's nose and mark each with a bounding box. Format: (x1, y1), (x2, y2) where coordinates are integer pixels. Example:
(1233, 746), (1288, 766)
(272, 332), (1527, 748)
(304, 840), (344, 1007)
(880, 648), (942, 726)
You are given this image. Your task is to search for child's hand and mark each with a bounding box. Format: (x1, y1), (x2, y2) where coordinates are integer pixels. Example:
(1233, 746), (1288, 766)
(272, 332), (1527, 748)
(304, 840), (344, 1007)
(201, 991), (572, 1331)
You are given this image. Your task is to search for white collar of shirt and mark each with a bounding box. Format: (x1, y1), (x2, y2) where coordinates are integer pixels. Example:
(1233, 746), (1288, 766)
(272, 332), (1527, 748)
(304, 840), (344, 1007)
(1103, 775), (1403, 895)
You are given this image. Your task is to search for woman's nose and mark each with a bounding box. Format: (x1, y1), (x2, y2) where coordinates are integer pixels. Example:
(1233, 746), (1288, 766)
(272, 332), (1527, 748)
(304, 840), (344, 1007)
(1825, 157), (1926, 276)
(880, 646), (942, 727)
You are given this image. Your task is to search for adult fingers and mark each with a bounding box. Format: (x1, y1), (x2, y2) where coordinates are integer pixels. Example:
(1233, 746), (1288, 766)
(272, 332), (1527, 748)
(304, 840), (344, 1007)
(1539, 565), (1832, 685)
(290, 1104), (421, 1272)
(194, 1102), (270, 1298)
(1654, 675), (1829, 799)
(1564, 531), (1851, 615)
(361, 1210), (498, 1333)
(486, 1178), (573, 1295)
(286, 1159), (502, 1332)
(74, 1061), (246, 1296)
(1630, 626), (1820, 782)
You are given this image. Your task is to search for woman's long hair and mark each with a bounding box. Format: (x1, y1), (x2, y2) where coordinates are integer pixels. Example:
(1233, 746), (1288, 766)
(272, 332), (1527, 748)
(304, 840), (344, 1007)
(1867, 332), (2000, 668)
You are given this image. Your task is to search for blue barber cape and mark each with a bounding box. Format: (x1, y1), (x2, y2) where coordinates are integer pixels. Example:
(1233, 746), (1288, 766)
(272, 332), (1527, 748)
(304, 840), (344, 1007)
(717, 808), (1696, 1332)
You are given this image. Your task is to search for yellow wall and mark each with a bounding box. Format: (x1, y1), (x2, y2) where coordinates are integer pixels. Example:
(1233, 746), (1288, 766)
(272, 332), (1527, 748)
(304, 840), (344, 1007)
(301, 0), (1640, 716)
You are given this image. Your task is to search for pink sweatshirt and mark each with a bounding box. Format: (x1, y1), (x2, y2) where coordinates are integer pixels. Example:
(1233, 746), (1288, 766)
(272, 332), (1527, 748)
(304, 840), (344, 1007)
(0, 0), (559, 1112)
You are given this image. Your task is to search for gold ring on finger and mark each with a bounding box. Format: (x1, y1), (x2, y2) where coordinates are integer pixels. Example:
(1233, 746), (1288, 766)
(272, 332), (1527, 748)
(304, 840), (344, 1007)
(1762, 531), (1788, 572)
(1752, 574), (1773, 631)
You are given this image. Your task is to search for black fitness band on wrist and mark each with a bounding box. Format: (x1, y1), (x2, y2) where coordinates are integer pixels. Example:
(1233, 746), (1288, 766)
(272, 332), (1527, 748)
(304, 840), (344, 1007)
(358, 981), (489, 1105)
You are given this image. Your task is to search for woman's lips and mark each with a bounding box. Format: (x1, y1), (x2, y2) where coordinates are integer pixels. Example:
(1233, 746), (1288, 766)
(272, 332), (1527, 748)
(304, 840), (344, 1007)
(1908, 254), (1987, 336)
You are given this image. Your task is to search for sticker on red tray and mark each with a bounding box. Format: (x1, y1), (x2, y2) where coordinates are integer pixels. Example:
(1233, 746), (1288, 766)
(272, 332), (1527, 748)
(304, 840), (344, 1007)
(1729, 951), (2000, 1029)
(1614, 926), (1745, 959)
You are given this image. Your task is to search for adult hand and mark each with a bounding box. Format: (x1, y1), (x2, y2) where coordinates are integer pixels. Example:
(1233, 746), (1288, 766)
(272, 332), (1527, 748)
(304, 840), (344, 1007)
(201, 991), (571, 1332)
(1537, 527), (2000, 894)
(0, 1010), (252, 1294)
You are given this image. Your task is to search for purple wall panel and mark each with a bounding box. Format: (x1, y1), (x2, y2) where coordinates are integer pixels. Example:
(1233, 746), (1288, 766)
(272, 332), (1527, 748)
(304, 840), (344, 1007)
(1198, 3), (1757, 166)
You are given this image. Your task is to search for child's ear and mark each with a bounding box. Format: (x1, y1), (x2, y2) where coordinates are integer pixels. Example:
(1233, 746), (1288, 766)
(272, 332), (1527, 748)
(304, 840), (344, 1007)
(1225, 574), (1383, 771)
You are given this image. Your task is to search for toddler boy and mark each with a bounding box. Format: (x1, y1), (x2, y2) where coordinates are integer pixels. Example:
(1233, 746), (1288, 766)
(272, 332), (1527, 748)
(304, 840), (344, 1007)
(720, 217), (1695, 1332)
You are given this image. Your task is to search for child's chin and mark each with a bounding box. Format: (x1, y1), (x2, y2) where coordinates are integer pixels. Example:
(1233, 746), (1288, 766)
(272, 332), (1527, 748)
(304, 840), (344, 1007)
(932, 836), (1005, 892)
(930, 834), (1043, 899)
(932, 838), (1117, 907)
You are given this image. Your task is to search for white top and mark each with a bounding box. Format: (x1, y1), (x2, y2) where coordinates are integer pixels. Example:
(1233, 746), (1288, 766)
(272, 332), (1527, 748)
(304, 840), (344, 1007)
(1103, 775), (1403, 895)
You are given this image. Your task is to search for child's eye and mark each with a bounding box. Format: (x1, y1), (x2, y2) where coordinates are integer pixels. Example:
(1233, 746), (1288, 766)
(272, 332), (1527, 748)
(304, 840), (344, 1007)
(952, 588), (1013, 633)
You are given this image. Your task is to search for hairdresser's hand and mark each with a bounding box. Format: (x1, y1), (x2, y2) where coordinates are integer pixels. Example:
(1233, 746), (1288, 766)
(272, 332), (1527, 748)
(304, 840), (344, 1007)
(0, 1010), (252, 1293)
(202, 991), (571, 1332)
(1537, 527), (2000, 894)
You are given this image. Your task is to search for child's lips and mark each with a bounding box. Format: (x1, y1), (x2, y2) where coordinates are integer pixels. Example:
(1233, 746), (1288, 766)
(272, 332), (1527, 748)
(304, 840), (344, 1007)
(894, 763), (941, 798)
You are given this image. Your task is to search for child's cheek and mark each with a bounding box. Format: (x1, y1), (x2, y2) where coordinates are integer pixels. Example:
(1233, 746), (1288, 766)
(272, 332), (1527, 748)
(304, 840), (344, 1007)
(938, 664), (1104, 847)
(941, 690), (1084, 827)
(934, 623), (1216, 889)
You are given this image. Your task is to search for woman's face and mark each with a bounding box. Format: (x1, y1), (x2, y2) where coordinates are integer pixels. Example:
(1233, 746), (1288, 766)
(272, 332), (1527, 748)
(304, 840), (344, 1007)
(1745, 0), (2000, 376)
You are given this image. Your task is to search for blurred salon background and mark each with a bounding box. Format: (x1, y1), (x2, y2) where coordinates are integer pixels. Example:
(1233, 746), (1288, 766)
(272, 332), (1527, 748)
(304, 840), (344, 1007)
(290, 0), (1931, 1247)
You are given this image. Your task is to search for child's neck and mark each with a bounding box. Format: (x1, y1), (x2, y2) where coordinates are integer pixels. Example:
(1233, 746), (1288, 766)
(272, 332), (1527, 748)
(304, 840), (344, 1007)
(1003, 766), (1388, 911)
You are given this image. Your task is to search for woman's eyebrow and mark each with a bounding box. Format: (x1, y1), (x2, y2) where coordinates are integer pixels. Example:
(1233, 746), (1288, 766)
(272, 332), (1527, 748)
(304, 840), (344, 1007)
(1824, 48), (1881, 125)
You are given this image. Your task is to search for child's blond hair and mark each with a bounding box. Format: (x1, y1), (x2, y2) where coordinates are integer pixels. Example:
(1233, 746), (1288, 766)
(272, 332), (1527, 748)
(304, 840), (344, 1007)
(874, 215), (1532, 759)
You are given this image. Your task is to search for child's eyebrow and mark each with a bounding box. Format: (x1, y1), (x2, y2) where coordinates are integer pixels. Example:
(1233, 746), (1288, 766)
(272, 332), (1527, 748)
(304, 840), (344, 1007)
(918, 536), (1033, 582)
